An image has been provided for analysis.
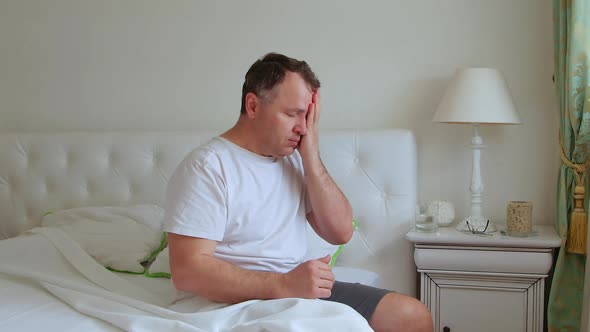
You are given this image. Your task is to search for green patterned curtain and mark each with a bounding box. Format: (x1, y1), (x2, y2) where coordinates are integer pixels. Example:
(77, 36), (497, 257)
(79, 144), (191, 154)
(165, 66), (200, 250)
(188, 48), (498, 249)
(550, 1), (590, 331)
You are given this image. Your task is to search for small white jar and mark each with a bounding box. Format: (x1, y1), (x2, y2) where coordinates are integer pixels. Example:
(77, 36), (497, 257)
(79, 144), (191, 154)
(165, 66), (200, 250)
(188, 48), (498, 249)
(427, 200), (455, 227)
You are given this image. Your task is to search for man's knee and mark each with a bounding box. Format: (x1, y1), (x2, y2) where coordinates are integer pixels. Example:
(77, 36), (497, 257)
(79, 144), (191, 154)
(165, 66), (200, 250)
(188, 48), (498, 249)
(403, 296), (432, 328)
(370, 293), (433, 332)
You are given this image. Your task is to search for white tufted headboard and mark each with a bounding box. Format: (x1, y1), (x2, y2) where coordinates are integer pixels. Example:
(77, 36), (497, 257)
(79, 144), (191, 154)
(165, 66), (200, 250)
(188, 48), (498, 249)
(0, 129), (417, 295)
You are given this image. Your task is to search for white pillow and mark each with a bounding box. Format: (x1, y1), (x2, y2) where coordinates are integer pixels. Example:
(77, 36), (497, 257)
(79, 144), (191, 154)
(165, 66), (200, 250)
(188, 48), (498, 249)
(332, 267), (381, 287)
(145, 246), (172, 278)
(41, 204), (165, 273)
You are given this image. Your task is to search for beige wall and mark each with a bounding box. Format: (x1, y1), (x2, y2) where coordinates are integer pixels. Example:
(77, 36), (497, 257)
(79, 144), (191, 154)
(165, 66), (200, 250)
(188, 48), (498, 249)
(0, 0), (558, 225)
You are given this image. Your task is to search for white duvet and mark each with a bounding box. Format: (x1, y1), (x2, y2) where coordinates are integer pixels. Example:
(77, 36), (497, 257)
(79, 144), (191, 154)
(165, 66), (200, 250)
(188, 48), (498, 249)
(0, 227), (372, 332)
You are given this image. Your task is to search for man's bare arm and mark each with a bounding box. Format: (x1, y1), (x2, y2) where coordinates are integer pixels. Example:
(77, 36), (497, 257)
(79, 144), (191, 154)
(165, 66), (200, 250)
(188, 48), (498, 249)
(299, 91), (353, 245)
(305, 165), (353, 245)
(168, 233), (335, 303)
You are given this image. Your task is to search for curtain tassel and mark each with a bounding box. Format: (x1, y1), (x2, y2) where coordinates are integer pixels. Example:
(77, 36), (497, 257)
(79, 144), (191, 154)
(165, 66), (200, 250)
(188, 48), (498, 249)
(566, 184), (588, 254)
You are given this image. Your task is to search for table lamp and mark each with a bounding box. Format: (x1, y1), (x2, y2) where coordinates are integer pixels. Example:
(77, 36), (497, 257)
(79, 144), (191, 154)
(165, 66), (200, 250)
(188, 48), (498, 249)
(432, 68), (521, 232)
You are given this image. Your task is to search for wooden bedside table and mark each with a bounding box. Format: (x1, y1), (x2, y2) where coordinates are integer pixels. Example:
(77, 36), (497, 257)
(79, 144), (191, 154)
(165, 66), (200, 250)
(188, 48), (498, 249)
(406, 225), (561, 332)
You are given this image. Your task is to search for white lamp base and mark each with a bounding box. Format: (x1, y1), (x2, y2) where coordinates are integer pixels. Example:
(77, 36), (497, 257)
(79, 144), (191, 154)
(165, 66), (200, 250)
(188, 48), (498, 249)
(455, 216), (497, 233)
(456, 124), (498, 234)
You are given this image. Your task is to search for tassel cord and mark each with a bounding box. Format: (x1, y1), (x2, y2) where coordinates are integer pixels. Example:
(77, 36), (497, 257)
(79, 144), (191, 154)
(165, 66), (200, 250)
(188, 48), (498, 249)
(559, 134), (588, 255)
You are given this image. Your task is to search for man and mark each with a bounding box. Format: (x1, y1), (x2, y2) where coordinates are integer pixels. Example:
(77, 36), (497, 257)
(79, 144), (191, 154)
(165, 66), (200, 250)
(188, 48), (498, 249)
(163, 53), (433, 332)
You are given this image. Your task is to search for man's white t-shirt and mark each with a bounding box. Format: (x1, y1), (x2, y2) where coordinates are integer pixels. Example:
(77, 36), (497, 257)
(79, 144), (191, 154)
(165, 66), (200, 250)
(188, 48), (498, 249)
(163, 137), (310, 273)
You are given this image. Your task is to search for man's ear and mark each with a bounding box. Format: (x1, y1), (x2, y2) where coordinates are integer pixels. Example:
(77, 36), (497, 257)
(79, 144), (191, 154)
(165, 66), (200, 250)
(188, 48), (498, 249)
(244, 92), (260, 119)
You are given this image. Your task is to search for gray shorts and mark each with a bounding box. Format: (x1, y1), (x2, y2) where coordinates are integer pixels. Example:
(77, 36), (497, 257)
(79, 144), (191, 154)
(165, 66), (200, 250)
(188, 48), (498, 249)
(321, 281), (392, 321)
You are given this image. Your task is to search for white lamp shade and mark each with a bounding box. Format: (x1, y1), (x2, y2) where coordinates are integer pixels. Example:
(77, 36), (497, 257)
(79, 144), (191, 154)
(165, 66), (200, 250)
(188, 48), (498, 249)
(432, 68), (521, 124)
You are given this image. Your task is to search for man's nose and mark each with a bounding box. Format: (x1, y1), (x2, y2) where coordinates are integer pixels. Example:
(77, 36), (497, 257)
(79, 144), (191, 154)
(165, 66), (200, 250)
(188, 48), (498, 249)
(295, 117), (307, 135)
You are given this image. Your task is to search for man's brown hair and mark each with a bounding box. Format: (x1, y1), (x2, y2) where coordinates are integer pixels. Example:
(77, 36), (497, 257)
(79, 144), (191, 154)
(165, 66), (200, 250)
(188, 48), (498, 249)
(240, 53), (321, 114)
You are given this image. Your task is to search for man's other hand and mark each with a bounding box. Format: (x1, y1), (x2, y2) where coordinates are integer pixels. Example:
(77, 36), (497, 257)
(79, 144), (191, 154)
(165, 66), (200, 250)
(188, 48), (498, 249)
(280, 254), (335, 299)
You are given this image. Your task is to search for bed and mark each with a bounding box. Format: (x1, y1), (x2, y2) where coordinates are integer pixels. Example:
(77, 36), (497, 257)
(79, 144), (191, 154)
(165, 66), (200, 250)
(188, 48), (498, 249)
(0, 129), (417, 332)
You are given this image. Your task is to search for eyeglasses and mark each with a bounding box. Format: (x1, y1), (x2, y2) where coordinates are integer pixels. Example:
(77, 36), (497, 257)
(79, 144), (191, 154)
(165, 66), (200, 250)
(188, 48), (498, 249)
(464, 220), (493, 236)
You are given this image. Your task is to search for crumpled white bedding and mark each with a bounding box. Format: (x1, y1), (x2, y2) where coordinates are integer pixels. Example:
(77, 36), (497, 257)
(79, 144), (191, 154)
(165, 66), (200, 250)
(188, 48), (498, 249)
(0, 227), (373, 332)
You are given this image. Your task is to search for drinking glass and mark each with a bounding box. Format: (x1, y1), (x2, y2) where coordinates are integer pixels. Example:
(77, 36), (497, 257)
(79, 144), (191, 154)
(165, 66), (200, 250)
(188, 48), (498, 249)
(415, 203), (438, 233)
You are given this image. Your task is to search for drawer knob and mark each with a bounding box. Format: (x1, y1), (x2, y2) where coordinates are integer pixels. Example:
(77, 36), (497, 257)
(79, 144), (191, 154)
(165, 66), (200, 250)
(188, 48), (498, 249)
(443, 327), (450, 332)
